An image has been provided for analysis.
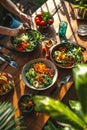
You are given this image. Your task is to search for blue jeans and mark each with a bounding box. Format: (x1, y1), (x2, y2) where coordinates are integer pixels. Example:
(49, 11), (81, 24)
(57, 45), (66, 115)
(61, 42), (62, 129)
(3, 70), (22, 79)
(0, 15), (22, 38)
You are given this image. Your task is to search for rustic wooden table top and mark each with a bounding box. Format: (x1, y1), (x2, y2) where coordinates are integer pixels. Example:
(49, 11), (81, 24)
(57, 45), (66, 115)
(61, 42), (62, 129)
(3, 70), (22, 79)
(0, 0), (87, 130)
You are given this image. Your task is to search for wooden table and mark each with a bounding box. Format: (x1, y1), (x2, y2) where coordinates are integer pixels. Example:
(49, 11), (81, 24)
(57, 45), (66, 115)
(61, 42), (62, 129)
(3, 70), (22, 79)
(0, 0), (87, 130)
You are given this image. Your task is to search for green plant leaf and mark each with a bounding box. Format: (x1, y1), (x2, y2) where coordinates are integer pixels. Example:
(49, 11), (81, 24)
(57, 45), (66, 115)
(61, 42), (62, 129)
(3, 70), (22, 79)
(73, 64), (87, 123)
(0, 102), (24, 130)
(33, 95), (86, 129)
(69, 100), (84, 121)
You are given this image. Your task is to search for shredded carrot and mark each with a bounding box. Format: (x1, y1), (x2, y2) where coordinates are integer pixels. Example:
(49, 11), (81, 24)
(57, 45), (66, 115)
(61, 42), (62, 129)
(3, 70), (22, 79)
(33, 62), (54, 77)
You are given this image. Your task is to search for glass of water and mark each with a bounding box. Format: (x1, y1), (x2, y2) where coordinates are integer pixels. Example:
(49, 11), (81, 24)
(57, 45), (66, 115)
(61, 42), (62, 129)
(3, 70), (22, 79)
(58, 21), (68, 38)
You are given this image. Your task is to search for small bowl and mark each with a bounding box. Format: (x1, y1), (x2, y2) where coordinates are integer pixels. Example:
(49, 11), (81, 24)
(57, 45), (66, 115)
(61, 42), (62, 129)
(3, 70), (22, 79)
(50, 41), (83, 69)
(41, 37), (55, 49)
(18, 94), (34, 113)
(34, 12), (54, 28)
(0, 72), (15, 96)
(11, 29), (43, 52)
(22, 58), (58, 90)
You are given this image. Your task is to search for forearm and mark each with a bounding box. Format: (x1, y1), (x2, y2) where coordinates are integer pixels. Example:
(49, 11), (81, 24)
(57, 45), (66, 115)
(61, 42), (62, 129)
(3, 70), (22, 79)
(0, 25), (27, 37)
(0, 26), (14, 36)
(0, 0), (21, 17)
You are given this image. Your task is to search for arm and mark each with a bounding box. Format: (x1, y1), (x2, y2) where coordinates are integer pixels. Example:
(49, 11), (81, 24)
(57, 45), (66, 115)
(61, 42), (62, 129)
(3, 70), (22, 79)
(0, 0), (32, 26)
(0, 25), (26, 37)
(0, 0), (21, 18)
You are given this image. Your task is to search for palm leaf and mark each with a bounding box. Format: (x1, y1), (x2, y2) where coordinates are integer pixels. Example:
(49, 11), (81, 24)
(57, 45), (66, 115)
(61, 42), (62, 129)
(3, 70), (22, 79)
(0, 102), (24, 130)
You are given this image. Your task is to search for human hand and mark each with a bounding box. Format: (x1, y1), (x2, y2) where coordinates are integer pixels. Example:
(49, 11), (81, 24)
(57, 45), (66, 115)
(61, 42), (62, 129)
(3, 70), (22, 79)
(11, 24), (27, 36)
(19, 12), (32, 28)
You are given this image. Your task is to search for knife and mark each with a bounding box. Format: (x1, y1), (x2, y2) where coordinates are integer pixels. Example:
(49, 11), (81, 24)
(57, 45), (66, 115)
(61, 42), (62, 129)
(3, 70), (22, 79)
(50, 75), (71, 95)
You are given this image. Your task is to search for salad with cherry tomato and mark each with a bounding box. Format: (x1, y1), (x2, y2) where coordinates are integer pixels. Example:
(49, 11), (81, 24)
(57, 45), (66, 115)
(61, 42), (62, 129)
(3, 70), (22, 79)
(11, 29), (43, 52)
(35, 12), (54, 27)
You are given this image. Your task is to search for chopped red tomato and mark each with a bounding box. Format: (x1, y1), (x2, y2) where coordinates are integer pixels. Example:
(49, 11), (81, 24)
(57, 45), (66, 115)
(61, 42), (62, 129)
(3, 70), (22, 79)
(48, 19), (54, 25)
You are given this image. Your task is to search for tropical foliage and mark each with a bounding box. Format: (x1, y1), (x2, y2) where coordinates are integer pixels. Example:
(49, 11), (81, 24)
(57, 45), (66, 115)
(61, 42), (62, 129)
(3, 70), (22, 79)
(33, 64), (87, 130)
(0, 102), (25, 130)
(64, 0), (87, 18)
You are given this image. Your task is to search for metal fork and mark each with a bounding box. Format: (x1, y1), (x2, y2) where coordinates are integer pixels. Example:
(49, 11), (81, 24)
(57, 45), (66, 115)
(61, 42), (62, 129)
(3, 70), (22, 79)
(58, 75), (71, 88)
(0, 56), (18, 68)
(50, 75), (71, 95)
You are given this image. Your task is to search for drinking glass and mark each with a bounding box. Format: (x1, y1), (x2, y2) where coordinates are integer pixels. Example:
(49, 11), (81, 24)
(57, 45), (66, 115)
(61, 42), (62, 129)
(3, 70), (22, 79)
(58, 21), (68, 38)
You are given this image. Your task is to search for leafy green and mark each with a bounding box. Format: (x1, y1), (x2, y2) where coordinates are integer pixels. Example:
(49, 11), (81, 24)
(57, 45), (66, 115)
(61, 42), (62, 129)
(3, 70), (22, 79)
(12, 29), (43, 52)
(32, 64), (87, 129)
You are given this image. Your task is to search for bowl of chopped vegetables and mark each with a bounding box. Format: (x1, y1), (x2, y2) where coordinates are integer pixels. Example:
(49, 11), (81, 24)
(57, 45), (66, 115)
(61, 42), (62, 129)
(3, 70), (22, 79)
(18, 94), (34, 113)
(34, 11), (54, 28)
(11, 29), (43, 52)
(22, 58), (58, 90)
(0, 72), (15, 96)
(50, 41), (83, 69)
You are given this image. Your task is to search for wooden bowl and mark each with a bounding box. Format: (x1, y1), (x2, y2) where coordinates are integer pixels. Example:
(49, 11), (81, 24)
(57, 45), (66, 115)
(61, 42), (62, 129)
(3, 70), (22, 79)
(50, 41), (83, 69)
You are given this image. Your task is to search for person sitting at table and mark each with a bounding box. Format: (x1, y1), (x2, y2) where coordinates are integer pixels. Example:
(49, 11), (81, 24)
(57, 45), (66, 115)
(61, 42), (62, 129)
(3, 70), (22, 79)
(0, 0), (32, 37)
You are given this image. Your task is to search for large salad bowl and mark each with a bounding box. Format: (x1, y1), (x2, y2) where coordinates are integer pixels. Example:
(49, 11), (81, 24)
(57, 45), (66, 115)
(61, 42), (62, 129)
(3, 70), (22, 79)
(22, 58), (58, 90)
(11, 29), (43, 52)
(50, 41), (83, 69)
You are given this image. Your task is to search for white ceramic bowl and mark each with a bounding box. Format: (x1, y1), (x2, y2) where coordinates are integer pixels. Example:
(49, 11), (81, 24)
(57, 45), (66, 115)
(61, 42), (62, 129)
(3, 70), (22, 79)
(22, 58), (58, 90)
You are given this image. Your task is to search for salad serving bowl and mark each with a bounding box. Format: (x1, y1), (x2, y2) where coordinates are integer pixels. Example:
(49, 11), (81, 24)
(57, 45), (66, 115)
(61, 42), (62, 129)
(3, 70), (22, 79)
(22, 58), (58, 90)
(50, 41), (83, 69)
(11, 29), (43, 52)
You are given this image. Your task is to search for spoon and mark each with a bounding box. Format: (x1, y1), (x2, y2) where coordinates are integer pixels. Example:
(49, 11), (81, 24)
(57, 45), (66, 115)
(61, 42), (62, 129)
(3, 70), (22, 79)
(50, 75), (71, 95)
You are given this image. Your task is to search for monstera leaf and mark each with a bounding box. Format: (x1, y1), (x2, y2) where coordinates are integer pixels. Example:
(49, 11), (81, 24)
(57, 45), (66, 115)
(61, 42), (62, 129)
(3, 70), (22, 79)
(33, 64), (87, 130)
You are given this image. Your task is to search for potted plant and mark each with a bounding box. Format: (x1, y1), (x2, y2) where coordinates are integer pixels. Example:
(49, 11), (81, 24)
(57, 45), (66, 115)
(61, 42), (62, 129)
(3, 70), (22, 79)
(33, 64), (87, 130)
(0, 102), (25, 130)
(64, 0), (87, 18)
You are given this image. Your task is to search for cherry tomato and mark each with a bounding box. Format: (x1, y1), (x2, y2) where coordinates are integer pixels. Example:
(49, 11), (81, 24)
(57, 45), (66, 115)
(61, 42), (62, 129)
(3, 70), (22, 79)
(37, 14), (43, 17)
(35, 19), (41, 25)
(42, 47), (47, 52)
(35, 17), (42, 22)
(48, 19), (54, 25)
(40, 20), (46, 26)
(45, 53), (50, 59)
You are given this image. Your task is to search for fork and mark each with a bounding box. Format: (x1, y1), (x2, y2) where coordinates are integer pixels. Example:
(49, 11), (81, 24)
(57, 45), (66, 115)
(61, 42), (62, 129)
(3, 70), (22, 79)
(0, 55), (18, 68)
(50, 75), (71, 95)
(58, 75), (71, 88)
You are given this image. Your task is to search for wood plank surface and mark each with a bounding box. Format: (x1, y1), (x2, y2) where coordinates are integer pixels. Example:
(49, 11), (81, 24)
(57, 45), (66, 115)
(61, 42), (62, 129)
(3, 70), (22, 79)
(0, 0), (87, 130)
